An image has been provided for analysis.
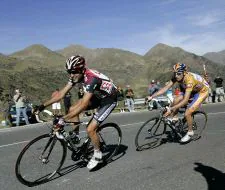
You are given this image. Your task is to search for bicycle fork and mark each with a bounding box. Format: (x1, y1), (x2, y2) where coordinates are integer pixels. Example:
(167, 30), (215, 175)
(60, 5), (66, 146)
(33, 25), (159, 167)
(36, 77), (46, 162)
(39, 135), (57, 164)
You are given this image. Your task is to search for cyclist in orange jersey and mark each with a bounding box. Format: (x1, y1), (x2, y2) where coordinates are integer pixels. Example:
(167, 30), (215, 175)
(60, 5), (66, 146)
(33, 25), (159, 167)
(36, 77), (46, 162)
(147, 63), (209, 143)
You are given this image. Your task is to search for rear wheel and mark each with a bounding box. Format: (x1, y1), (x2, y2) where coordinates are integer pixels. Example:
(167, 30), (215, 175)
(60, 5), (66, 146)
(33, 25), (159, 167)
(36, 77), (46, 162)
(135, 116), (165, 151)
(97, 123), (122, 162)
(15, 133), (67, 186)
(182, 111), (207, 140)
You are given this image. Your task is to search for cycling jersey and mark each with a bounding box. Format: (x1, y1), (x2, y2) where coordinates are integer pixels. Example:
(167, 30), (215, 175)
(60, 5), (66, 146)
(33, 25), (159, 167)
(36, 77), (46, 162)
(83, 69), (117, 99)
(171, 72), (209, 93)
(171, 72), (209, 112)
(69, 68), (118, 124)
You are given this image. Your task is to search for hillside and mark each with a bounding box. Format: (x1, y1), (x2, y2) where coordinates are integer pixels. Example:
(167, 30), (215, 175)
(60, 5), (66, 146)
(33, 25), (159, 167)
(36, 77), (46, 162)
(143, 43), (225, 83)
(203, 50), (225, 65)
(9, 44), (65, 71)
(57, 45), (146, 85)
(0, 43), (225, 104)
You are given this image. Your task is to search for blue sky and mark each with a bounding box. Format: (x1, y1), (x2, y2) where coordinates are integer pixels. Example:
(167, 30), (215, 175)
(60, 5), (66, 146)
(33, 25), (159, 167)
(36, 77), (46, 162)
(0, 0), (225, 55)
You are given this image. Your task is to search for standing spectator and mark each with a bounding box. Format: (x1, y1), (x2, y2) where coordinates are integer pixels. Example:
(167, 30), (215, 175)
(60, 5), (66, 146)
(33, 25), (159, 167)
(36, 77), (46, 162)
(13, 89), (30, 126)
(148, 80), (160, 110)
(148, 80), (160, 96)
(63, 91), (72, 114)
(174, 87), (181, 97)
(78, 87), (91, 116)
(206, 87), (212, 103)
(212, 89), (216, 103)
(214, 76), (224, 102)
(78, 87), (84, 99)
(165, 81), (173, 105)
(117, 86), (125, 112)
(51, 88), (62, 115)
(124, 85), (135, 112)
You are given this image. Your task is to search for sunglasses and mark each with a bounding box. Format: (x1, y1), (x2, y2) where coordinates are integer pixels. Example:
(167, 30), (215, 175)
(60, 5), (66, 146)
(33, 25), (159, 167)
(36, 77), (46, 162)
(67, 70), (82, 74)
(174, 72), (183, 76)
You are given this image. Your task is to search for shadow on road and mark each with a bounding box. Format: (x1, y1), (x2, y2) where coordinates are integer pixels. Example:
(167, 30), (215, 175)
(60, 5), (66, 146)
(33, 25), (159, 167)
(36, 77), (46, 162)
(194, 162), (225, 190)
(27, 144), (128, 187)
(90, 144), (128, 172)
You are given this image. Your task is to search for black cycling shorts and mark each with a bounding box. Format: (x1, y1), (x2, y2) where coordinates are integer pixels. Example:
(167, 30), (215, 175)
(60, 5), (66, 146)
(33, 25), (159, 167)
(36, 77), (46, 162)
(87, 95), (117, 124)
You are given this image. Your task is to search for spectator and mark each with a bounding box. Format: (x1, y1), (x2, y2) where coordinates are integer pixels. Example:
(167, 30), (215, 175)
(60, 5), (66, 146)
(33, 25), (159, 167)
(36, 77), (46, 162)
(78, 87), (84, 99)
(174, 87), (181, 97)
(165, 81), (173, 104)
(51, 89), (62, 115)
(206, 87), (212, 103)
(63, 91), (72, 114)
(117, 86), (125, 112)
(148, 80), (160, 96)
(148, 80), (160, 110)
(13, 89), (30, 126)
(214, 76), (224, 102)
(78, 87), (91, 116)
(212, 90), (216, 103)
(124, 85), (135, 112)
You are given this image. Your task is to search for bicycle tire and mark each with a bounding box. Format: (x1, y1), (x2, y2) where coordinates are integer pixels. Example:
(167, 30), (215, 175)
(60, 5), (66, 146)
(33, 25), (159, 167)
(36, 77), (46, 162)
(182, 111), (207, 141)
(97, 123), (122, 163)
(135, 116), (165, 151)
(15, 133), (67, 187)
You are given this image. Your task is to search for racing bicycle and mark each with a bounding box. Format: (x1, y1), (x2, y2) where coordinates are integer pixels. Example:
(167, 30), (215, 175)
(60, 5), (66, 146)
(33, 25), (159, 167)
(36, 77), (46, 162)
(15, 119), (122, 186)
(135, 106), (207, 151)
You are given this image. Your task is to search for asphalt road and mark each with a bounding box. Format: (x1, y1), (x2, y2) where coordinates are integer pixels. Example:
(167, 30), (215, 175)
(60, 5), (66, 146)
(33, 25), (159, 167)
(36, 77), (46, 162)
(1, 103), (225, 190)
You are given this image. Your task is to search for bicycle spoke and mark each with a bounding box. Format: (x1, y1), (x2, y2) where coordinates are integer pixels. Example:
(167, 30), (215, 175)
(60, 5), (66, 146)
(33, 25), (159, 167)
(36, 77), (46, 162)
(15, 134), (67, 186)
(97, 123), (122, 162)
(192, 111), (207, 140)
(135, 117), (165, 151)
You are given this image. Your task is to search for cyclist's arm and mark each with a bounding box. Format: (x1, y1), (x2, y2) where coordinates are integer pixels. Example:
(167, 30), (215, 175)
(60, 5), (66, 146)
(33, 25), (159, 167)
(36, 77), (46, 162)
(63, 92), (93, 120)
(43, 84), (73, 108)
(151, 81), (174, 98)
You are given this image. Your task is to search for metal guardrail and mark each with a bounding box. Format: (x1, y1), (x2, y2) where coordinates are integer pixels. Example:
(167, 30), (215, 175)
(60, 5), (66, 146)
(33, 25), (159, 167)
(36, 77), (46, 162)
(124, 96), (169, 107)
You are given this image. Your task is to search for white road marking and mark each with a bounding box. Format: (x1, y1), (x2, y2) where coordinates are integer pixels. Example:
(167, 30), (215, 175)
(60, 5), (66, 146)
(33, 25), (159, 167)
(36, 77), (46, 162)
(0, 140), (29, 148)
(1, 111), (225, 149)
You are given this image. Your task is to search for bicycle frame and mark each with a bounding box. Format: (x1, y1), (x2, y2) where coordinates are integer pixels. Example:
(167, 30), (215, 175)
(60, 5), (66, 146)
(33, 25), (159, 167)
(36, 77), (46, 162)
(155, 108), (186, 140)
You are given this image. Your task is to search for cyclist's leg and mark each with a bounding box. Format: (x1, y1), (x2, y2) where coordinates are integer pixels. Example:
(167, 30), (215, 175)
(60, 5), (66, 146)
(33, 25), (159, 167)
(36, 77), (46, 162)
(86, 97), (117, 170)
(169, 95), (183, 119)
(87, 100), (117, 150)
(181, 91), (209, 142)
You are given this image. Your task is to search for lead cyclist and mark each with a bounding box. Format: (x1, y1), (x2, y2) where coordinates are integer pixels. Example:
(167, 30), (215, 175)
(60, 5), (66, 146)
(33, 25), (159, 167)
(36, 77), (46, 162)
(147, 63), (209, 143)
(35, 55), (118, 170)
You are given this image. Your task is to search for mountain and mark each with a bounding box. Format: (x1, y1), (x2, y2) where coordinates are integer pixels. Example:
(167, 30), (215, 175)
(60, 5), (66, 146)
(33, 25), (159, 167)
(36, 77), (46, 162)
(0, 43), (225, 105)
(203, 50), (225, 65)
(143, 43), (225, 83)
(9, 44), (65, 70)
(57, 45), (146, 86)
(56, 44), (94, 59)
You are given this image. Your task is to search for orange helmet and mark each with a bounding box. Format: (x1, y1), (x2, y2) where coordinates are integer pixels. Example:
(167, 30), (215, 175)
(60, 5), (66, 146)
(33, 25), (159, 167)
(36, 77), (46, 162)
(173, 62), (187, 73)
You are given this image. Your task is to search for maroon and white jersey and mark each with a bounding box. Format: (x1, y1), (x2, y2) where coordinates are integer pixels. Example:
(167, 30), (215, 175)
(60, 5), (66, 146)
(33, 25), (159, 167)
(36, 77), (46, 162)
(83, 69), (117, 99)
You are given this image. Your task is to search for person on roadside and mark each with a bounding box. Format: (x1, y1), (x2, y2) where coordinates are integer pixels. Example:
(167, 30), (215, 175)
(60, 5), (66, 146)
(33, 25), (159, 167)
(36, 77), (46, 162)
(13, 89), (30, 126)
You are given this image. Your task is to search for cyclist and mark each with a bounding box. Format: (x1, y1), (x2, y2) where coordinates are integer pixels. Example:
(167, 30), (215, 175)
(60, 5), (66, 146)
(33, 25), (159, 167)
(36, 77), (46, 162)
(147, 63), (209, 143)
(35, 55), (118, 170)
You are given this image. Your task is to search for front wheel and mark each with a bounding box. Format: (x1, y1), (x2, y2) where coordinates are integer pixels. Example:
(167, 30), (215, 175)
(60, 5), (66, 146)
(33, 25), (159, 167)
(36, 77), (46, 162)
(135, 116), (165, 151)
(15, 133), (67, 187)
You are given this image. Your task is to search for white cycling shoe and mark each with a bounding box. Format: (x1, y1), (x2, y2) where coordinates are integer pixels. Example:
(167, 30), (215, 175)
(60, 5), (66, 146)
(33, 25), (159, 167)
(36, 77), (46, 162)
(180, 131), (194, 143)
(87, 150), (102, 170)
